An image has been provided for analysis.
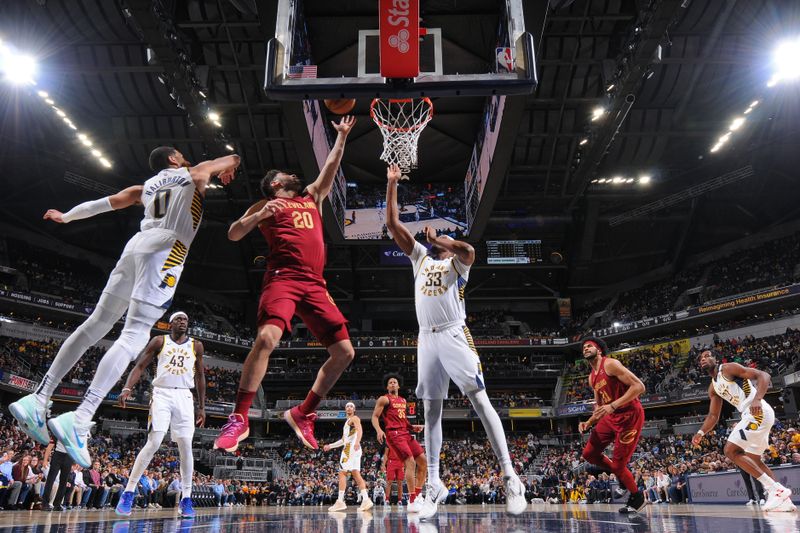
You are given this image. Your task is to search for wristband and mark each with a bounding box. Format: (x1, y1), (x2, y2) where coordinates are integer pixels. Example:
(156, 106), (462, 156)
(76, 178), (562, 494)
(696, 429), (704, 437)
(122, 387), (132, 392)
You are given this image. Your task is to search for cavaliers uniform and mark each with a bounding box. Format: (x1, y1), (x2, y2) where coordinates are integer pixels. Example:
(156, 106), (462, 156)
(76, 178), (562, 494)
(584, 357), (645, 466)
(338, 417), (362, 471)
(103, 168), (203, 309)
(386, 445), (405, 482)
(256, 192), (348, 346)
(381, 394), (423, 461)
(408, 241), (484, 399)
(713, 365), (775, 455)
(149, 334), (198, 440)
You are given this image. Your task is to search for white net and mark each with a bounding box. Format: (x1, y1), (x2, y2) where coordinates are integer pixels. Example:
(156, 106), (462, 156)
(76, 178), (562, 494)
(370, 98), (434, 175)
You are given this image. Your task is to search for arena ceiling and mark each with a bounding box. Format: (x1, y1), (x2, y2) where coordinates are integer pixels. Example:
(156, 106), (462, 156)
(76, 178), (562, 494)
(1, 0), (799, 314)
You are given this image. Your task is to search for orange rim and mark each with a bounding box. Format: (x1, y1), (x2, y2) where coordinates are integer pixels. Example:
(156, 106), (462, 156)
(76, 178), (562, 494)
(370, 97), (434, 133)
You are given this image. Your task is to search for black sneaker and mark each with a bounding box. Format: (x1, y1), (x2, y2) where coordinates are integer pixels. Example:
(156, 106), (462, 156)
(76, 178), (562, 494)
(619, 491), (646, 514)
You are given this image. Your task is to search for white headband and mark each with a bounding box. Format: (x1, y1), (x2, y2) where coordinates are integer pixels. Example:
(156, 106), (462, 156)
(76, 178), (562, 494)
(169, 311), (188, 323)
(345, 402), (356, 410)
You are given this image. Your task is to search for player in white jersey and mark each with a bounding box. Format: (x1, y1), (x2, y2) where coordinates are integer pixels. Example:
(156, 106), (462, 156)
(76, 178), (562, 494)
(113, 311), (205, 518)
(322, 402), (374, 512)
(383, 164), (526, 519)
(10, 147), (238, 469)
(693, 350), (795, 512)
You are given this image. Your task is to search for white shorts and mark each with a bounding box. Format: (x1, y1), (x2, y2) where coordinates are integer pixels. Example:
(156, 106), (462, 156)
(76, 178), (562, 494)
(103, 229), (187, 309)
(415, 324), (486, 400)
(149, 387), (195, 440)
(340, 444), (362, 472)
(727, 401), (775, 455)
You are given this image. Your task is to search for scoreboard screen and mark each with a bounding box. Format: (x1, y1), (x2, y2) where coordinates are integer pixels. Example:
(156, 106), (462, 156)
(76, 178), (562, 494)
(486, 240), (543, 264)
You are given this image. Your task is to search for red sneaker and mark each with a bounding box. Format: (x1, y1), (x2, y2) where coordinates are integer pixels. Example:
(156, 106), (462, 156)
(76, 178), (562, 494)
(284, 407), (319, 449)
(214, 414), (249, 452)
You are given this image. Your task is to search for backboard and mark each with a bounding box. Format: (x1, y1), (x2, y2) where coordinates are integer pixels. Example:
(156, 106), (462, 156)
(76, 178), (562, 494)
(265, 0), (537, 100)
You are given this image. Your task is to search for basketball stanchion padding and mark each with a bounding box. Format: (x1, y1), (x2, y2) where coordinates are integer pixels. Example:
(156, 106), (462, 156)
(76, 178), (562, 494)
(370, 97), (433, 176)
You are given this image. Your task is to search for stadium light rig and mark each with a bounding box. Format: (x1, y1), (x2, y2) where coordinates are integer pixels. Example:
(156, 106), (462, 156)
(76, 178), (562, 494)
(0, 39), (37, 86)
(590, 172), (653, 187)
(768, 37), (800, 87)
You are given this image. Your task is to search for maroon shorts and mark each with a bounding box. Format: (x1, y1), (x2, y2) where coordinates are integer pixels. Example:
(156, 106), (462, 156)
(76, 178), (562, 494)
(257, 271), (349, 347)
(386, 429), (424, 461)
(586, 403), (645, 466)
(386, 460), (405, 481)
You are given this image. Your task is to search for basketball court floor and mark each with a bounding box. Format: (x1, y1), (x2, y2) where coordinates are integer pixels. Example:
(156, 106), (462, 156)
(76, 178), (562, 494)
(345, 207), (466, 239)
(0, 504), (797, 533)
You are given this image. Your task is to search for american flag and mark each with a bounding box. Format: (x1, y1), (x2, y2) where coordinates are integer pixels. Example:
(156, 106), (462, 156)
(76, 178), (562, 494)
(287, 64), (318, 79)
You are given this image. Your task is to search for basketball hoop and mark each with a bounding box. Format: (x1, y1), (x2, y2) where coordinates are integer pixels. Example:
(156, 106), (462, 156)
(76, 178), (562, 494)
(370, 97), (434, 176)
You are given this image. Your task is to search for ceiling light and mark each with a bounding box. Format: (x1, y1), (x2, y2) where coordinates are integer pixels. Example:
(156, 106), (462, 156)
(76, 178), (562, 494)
(37, 90), (48, 98)
(612, 176), (624, 184)
(0, 51), (38, 85)
(772, 37), (800, 85)
(198, 90), (207, 98)
(212, 120), (222, 128)
(78, 133), (88, 140)
(81, 138), (93, 147)
(613, 322), (621, 328)
(606, 84), (615, 91)
(744, 107), (753, 115)
(710, 143), (723, 153)
(91, 149), (101, 157)
(591, 106), (605, 122)
(208, 111), (220, 121)
(225, 144), (234, 151)
(750, 100), (760, 108)
(625, 178), (634, 183)
(99, 157), (112, 168)
(729, 117), (746, 131)
(44, 98), (54, 105)
(591, 179), (599, 183)
(54, 108), (66, 117)
(579, 138), (588, 146)
(639, 175), (651, 185)
(719, 132), (732, 144)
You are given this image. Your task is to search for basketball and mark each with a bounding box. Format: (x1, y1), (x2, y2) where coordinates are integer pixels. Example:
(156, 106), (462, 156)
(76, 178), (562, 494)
(324, 98), (356, 115)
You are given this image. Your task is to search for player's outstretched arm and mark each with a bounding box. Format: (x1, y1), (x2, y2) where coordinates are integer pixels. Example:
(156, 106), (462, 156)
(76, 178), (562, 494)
(189, 154), (241, 193)
(307, 116), (356, 204)
(371, 396), (389, 444)
(385, 164), (416, 255)
(692, 385), (723, 446)
(118, 336), (164, 408)
(323, 438), (345, 453)
(425, 226), (475, 266)
(44, 185), (144, 224)
(194, 340), (206, 428)
(722, 362), (771, 416)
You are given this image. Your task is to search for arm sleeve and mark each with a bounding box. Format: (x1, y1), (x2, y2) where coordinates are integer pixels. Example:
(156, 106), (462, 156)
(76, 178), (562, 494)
(61, 197), (114, 223)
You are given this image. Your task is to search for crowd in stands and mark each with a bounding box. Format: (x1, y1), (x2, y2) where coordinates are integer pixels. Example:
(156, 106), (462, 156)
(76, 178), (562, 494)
(0, 335), (242, 405)
(562, 327), (800, 405)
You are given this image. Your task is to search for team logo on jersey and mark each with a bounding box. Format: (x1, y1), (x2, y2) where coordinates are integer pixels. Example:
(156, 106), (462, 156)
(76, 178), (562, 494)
(747, 422), (760, 431)
(160, 274), (177, 288)
(163, 345), (191, 375)
(619, 429), (638, 445)
(420, 263), (449, 297)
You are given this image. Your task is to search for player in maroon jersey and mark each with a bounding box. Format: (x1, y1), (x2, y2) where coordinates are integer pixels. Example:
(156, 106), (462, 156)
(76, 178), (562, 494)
(213, 116), (356, 452)
(576, 337), (647, 514)
(381, 444), (406, 505)
(371, 375), (427, 513)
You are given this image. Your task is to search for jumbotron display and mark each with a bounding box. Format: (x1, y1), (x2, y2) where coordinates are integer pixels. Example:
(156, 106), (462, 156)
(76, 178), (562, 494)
(486, 239), (542, 264)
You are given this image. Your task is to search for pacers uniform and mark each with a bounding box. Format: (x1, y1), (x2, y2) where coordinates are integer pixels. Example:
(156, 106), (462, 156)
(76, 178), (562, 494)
(149, 334), (198, 440)
(104, 168), (203, 309)
(409, 241), (484, 399)
(256, 192), (349, 346)
(713, 366), (775, 455)
(338, 418), (362, 471)
(584, 357), (645, 465)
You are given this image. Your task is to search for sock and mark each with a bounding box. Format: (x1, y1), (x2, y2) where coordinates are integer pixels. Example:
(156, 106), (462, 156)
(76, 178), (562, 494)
(35, 292), (127, 404)
(125, 431), (166, 493)
(423, 399), (443, 485)
(359, 489), (369, 500)
(467, 390), (514, 475)
(176, 437), (193, 498)
(298, 390), (322, 415)
(758, 473), (778, 490)
(338, 490), (345, 501)
(409, 492), (417, 503)
(234, 390), (257, 418)
(617, 466), (638, 493)
(75, 301), (161, 426)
